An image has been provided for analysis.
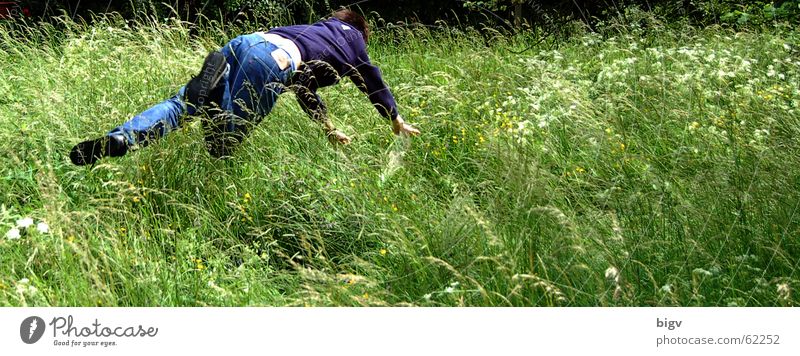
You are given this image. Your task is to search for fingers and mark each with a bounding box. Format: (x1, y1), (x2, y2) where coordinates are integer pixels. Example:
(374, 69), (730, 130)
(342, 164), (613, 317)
(331, 130), (351, 145)
(404, 124), (421, 136)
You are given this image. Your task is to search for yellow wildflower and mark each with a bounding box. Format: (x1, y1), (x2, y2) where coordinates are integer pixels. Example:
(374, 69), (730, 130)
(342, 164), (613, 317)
(380, 249), (387, 256)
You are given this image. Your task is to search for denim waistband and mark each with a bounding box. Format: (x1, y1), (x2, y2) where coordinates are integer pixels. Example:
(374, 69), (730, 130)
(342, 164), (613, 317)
(255, 32), (302, 72)
(232, 34), (296, 81)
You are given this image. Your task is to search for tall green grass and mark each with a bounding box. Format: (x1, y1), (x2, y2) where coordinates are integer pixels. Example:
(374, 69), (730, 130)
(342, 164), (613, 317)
(0, 13), (798, 306)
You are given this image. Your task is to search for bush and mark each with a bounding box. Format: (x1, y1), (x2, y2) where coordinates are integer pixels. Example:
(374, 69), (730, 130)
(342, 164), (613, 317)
(695, 0), (800, 26)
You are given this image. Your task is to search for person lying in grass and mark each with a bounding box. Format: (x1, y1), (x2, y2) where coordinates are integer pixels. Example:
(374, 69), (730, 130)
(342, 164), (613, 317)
(69, 8), (420, 165)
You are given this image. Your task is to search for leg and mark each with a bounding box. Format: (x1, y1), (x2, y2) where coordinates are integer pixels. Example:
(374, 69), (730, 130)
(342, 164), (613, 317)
(70, 50), (228, 166)
(69, 87), (190, 166)
(108, 86), (191, 147)
(204, 35), (292, 158)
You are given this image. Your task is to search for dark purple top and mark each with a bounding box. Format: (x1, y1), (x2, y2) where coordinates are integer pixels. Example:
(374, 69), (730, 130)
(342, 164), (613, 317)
(269, 18), (399, 119)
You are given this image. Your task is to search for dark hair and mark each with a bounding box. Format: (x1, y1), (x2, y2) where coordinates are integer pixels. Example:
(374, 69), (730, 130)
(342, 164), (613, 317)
(332, 9), (369, 43)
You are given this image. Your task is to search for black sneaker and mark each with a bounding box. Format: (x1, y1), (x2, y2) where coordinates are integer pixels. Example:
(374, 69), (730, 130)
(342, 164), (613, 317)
(69, 134), (129, 166)
(185, 51), (227, 111)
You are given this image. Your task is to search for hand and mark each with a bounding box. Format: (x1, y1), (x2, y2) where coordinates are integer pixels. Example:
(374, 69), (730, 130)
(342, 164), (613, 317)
(391, 115), (421, 137)
(327, 129), (352, 145)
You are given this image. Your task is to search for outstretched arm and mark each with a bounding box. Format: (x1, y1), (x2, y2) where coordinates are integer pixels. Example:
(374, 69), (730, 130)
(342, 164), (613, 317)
(350, 54), (419, 137)
(294, 84), (328, 125)
(349, 62), (398, 119)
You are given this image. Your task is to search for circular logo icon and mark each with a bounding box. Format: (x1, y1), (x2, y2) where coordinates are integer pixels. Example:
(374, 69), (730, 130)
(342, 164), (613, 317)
(20, 316), (46, 344)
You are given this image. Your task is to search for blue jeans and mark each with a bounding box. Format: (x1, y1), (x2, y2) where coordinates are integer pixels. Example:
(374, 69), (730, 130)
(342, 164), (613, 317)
(108, 34), (293, 152)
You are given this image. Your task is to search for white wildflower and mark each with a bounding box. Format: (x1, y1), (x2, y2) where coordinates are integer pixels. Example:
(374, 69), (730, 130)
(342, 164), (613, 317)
(6, 228), (21, 240)
(717, 69), (734, 79)
(605, 266), (620, 283)
(740, 59), (752, 73)
(15, 278), (37, 296)
(36, 222), (49, 234)
(777, 283), (791, 302)
(16, 217), (34, 228)
(537, 119), (547, 129)
(444, 286), (455, 294)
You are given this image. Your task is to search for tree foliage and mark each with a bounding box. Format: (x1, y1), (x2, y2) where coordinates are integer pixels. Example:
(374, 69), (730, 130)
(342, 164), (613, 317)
(16, 0), (800, 28)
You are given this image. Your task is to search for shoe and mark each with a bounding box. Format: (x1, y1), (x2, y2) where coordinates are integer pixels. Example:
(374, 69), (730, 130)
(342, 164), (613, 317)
(185, 51), (227, 111)
(69, 134), (129, 166)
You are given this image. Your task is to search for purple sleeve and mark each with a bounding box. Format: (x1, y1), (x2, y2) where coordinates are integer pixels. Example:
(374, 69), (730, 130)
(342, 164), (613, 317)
(349, 52), (399, 120)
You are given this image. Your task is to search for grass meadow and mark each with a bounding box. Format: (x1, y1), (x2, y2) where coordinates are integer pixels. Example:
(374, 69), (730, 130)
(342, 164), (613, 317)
(0, 14), (799, 306)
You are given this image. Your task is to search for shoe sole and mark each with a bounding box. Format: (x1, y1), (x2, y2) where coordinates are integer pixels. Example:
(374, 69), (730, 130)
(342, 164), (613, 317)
(69, 136), (128, 166)
(186, 51), (227, 110)
(70, 138), (104, 166)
